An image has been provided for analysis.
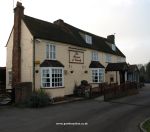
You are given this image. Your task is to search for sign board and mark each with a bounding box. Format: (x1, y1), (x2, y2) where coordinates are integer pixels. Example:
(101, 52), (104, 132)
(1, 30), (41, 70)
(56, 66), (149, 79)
(69, 50), (84, 64)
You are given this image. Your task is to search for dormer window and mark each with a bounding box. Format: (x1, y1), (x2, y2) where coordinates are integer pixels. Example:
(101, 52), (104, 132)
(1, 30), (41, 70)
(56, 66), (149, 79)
(112, 44), (116, 51)
(85, 34), (92, 44)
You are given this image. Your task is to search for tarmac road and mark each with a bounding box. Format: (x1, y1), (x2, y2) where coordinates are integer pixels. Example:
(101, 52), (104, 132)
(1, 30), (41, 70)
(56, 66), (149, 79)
(0, 84), (150, 132)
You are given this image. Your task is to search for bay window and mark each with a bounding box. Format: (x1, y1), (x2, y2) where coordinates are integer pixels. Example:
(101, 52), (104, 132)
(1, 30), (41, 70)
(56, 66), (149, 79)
(41, 67), (64, 88)
(91, 68), (104, 83)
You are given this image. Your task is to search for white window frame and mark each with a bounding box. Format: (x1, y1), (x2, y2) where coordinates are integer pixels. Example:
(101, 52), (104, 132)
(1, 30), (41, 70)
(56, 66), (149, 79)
(85, 34), (92, 44)
(106, 54), (112, 63)
(91, 68), (104, 83)
(41, 67), (64, 88)
(112, 44), (116, 51)
(46, 44), (56, 60)
(92, 51), (99, 61)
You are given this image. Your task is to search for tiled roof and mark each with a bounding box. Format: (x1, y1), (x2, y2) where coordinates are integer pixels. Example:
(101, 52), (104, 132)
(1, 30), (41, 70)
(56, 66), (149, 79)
(106, 62), (128, 71)
(89, 61), (105, 68)
(40, 60), (64, 67)
(23, 15), (125, 57)
(128, 65), (139, 73)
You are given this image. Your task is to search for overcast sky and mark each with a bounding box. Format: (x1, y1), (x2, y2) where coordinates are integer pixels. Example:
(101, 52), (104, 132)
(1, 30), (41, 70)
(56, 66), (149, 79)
(0, 0), (150, 66)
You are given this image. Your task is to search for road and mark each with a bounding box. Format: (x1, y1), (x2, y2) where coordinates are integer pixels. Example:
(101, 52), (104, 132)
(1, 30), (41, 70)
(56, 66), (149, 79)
(0, 84), (150, 132)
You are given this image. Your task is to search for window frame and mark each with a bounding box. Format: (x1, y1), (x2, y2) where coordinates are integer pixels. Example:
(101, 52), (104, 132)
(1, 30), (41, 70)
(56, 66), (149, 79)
(112, 44), (116, 51)
(91, 68), (105, 83)
(92, 51), (99, 61)
(46, 44), (56, 60)
(41, 67), (64, 88)
(85, 34), (92, 44)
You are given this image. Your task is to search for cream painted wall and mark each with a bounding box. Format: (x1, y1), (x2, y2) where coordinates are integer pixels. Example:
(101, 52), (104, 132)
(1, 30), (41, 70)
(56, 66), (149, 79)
(105, 71), (120, 84)
(6, 21), (33, 90)
(34, 39), (125, 97)
(6, 20), (126, 97)
(20, 21), (33, 83)
(6, 29), (13, 89)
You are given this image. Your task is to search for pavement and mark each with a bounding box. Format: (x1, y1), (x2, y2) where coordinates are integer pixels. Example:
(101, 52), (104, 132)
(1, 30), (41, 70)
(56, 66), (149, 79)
(0, 84), (150, 132)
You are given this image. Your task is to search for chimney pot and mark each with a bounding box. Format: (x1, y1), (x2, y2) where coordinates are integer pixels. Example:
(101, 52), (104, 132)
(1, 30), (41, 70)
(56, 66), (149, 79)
(53, 19), (64, 25)
(107, 35), (115, 44)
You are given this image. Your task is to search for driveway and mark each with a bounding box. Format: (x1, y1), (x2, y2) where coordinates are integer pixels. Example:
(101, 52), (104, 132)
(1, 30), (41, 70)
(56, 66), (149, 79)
(0, 84), (150, 132)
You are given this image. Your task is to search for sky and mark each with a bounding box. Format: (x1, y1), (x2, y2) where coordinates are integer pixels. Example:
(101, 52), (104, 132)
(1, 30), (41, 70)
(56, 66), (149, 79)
(0, 0), (150, 66)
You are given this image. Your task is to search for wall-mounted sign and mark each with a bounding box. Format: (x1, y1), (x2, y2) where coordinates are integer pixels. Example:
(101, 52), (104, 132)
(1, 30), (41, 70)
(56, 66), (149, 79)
(69, 50), (84, 64)
(35, 60), (40, 65)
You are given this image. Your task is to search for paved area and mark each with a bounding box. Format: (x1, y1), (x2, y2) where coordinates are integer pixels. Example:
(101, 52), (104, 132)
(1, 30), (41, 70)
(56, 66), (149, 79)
(0, 84), (150, 132)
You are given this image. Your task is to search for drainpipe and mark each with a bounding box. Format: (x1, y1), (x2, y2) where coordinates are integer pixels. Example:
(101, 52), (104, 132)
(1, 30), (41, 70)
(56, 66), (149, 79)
(33, 37), (35, 91)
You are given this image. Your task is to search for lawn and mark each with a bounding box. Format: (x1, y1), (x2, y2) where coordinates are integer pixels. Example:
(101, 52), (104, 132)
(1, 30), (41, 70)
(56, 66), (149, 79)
(143, 119), (150, 132)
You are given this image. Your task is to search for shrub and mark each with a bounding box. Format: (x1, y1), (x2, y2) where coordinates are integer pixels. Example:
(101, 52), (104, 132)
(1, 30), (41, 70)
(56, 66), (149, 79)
(26, 89), (50, 108)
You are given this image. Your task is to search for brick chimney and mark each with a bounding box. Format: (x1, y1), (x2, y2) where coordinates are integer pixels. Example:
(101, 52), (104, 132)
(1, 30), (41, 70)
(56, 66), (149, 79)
(12, 2), (24, 87)
(53, 19), (64, 26)
(107, 35), (115, 44)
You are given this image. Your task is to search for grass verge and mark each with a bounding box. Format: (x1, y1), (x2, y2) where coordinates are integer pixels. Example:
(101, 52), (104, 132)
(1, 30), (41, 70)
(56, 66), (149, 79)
(143, 119), (150, 132)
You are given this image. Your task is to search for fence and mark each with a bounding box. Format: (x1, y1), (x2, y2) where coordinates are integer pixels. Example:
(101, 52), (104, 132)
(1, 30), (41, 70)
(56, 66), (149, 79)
(104, 82), (139, 101)
(90, 83), (107, 98)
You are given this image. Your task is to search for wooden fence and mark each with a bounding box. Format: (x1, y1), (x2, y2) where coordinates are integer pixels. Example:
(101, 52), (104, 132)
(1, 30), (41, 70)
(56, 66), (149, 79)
(104, 82), (139, 101)
(90, 83), (107, 98)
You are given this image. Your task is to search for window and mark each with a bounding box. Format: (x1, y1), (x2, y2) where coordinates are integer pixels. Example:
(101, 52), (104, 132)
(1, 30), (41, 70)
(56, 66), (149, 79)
(85, 34), (92, 44)
(46, 44), (56, 60)
(8, 71), (12, 85)
(112, 44), (116, 51)
(106, 54), (112, 63)
(91, 68), (104, 83)
(92, 51), (99, 61)
(41, 67), (64, 88)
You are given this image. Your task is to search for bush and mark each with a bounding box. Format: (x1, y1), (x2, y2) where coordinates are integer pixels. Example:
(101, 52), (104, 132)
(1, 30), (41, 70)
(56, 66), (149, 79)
(26, 89), (50, 108)
(73, 80), (91, 98)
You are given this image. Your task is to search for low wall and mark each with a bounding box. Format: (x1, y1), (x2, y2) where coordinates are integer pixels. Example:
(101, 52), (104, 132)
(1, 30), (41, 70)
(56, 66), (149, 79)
(14, 82), (32, 103)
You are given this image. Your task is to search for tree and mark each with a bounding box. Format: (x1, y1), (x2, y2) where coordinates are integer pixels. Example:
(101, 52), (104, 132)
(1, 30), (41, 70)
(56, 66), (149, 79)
(139, 65), (146, 82)
(146, 62), (150, 81)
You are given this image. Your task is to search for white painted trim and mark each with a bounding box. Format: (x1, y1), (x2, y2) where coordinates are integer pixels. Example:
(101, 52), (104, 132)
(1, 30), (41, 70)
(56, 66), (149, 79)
(91, 68), (105, 83)
(40, 67), (64, 88)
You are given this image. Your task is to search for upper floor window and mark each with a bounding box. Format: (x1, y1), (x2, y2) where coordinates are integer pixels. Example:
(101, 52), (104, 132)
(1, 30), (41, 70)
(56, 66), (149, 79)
(85, 34), (92, 44)
(92, 51), (99, 61)
(46, 44), (56, 60)
(106, 54), (112, 63)
(112, 44), (116, 51)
